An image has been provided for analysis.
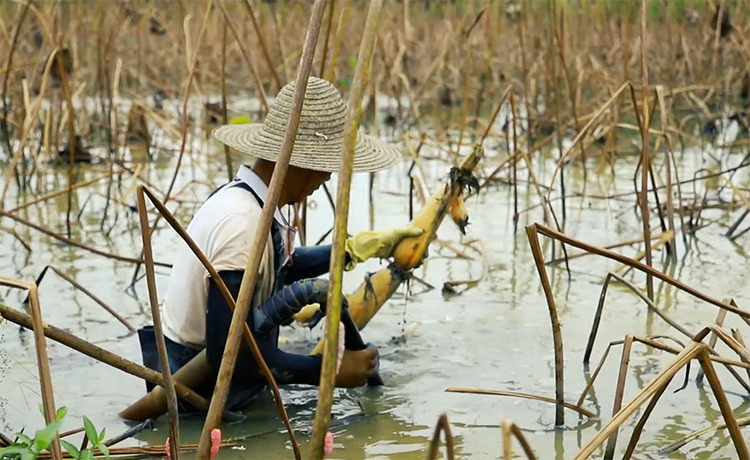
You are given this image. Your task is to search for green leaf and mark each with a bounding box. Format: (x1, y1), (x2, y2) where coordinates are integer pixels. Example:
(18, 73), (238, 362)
(97, 428), (106, 444)
(55, 407), (68, 420)
(82, 417), (97, 446)
(0, 445), (31, 458)
(33, 418), (63, 452)
(60, 440), (80, 459)
(79, 448), (94, 460)
(96, 442), (109, 458)
(14, 433), (32, 446)
(347, 57), (358, 68)
(20, 450), (35, 460)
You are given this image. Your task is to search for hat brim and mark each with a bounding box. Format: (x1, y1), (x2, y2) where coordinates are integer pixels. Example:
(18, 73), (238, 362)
(212, 124), (402, 173)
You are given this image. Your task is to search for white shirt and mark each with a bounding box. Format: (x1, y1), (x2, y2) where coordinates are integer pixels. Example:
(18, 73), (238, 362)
(162, 165), (294, 348)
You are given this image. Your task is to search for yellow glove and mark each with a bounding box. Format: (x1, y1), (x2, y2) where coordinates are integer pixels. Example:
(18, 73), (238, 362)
(345, 226), (424, 270)
(292, 303), (321, 326)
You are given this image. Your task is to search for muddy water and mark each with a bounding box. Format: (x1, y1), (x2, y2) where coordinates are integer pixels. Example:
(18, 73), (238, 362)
(1, 125), (749, 459)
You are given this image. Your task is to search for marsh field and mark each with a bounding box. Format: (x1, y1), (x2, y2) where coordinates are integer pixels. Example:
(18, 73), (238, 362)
(1, 0), (750, 458)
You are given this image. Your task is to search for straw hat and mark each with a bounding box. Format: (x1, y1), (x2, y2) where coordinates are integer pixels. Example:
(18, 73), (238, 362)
(212, 77), (401, 173)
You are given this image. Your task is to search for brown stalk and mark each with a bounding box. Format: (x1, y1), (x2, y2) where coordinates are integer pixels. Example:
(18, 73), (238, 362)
(34, 266), (135, 333)
(545, 82), (629, 200)
(0, 0), (30, 163)
(696, 308), (728, 385)
(525, 224), (565, 425)
(731, 329), (750, 383)
(0, 224), (32, 252)
(220, 23), (232, 182)
(163, 0), (213, 202)
(501, 419), (536, 460)
(638, 0), (653, 300)
(55, 41), (77, 239)
(309, 1), (382, 457)
(0, 209), (170, 267)
(136, 190), (180, 458)
(325, 0), (350, 83)
(578, 330), (750, 459)
(446, 387), (595, 419)
(426, 413), (455, 460)
(243, 0), (282, 90)
(0, 278), (63, 460)
(217, 1), (269, 115)
(530, 223), (750, 319)
(655, 87), (677, 258)
(575, 341), (701, 459)
(317, 0), (335, 77)
(583, 269), (689, 364)
(603, 334), (634, 459)
(197, 1), (328, 457)
(659, 415), (750, 455)
(1, 45), (63, 204)
(7, 171), (118, 213)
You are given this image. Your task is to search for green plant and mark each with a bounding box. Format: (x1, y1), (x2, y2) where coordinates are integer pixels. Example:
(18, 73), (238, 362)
(60, 416), (109, 460)
(0, 409), (109, 460)
(0, 407), (66, 460)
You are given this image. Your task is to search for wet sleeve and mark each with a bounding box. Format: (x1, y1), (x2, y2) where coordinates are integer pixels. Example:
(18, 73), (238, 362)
(205, 270), (323, 386)
(282, 244), (354, 284)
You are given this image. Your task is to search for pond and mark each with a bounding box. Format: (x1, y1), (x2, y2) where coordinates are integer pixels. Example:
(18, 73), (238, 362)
(1, 99), (750, 459)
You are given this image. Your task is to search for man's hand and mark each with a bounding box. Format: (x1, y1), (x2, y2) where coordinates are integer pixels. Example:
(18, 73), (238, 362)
(334, 344), (379, 388)
(345, 226), (424, 270)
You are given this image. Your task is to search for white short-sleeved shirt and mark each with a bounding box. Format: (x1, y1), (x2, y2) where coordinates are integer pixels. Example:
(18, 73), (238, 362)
(162, 165), (293, 348)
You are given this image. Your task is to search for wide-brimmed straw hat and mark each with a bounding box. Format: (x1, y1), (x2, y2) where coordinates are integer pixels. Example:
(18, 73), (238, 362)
(212, 77), (401, 173)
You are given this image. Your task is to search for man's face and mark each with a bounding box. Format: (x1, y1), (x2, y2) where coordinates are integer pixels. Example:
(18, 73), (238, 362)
(286, 166), (331, 204)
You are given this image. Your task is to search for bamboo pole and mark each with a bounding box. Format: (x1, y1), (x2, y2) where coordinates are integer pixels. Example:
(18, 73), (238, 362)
(0, 279), (62, 460)
(308, 2), (382, 457)
(196, 2), (328, 457)
(136, 191), (180, 458)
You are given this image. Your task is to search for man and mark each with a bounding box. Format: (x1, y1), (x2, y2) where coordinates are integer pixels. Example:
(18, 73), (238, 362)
(138, 77), (420, 410)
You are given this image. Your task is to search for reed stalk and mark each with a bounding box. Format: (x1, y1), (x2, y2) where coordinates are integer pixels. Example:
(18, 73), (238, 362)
(501, 419), (536, 460)
(529, 223), (750, 319)
(325, 0), (350, 83)
(638, 0), (654, 301)
(136, 191), (180, 458)
(32, 265), (135, 333)
(217, 1), (269, 115)
(308, 1), (382, 457)
(426, 413), (455, 460)
(196, 2), (328, 457)
(0, 278), (62, 460)
(0, 1), (30, 163)
(243, 0), (282, 90)
(220, 23), (232, 182)
(446, 387), (595, 418)
(525, 224), (565, 426)
(0, 209), (170, 267)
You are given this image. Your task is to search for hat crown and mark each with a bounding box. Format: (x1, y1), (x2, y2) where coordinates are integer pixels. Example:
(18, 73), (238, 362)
(260, 77), (346, 146)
